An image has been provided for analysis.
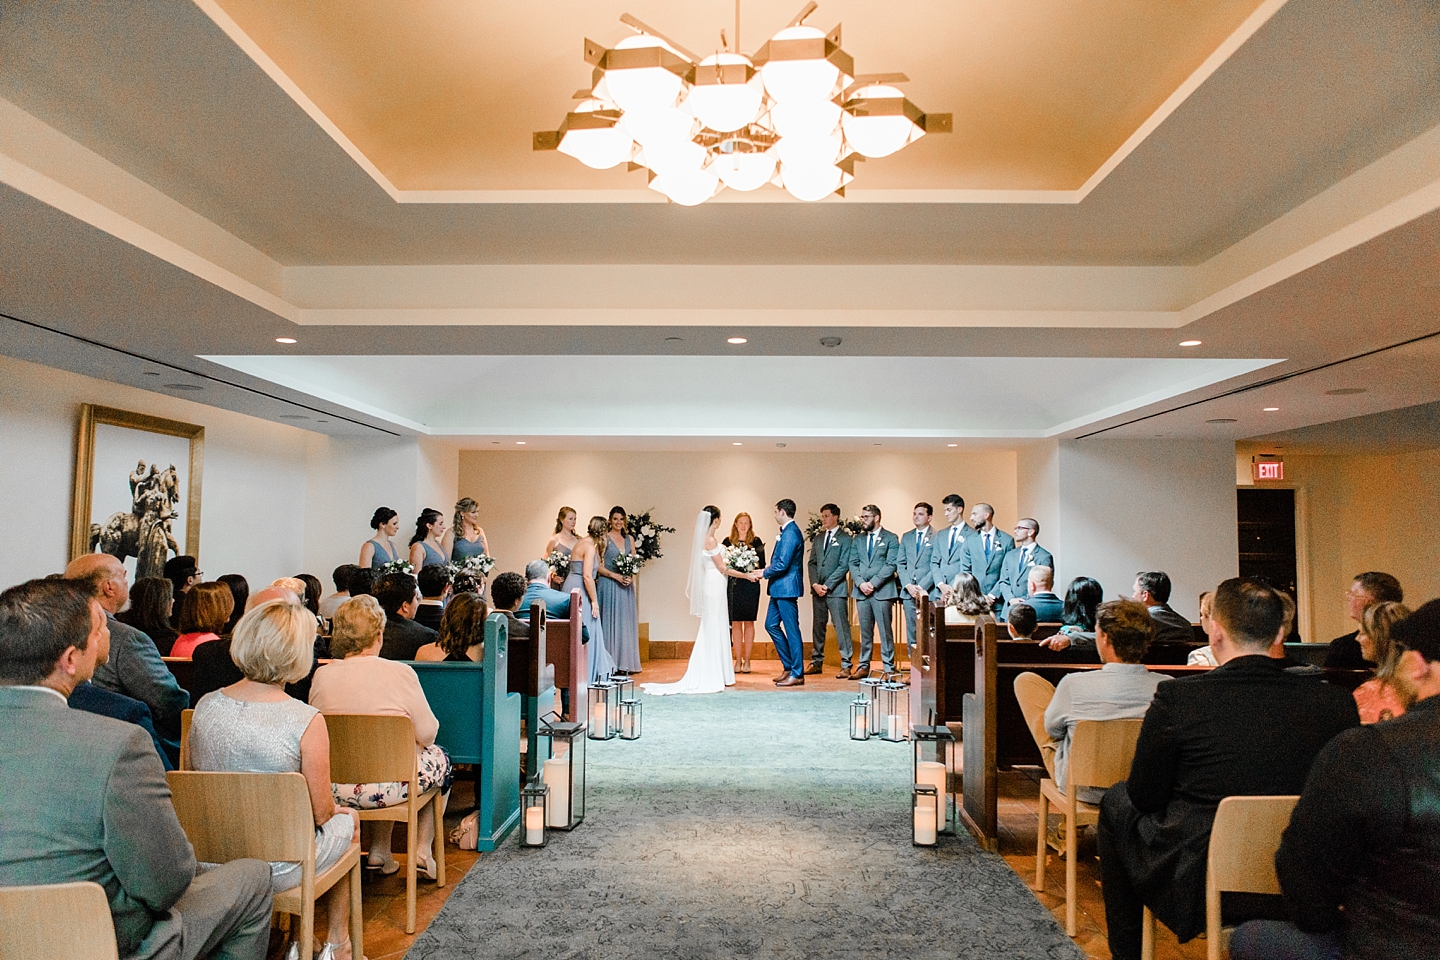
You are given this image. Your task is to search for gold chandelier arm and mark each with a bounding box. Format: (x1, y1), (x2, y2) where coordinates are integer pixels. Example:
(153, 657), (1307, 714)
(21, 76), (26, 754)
(618, 13), (701, 63)
(788, 2), (819, 27)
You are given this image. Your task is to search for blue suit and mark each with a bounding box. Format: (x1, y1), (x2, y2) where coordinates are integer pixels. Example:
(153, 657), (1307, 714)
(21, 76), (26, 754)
(520, 581), (572, 620)
(763, 519), (805, 678)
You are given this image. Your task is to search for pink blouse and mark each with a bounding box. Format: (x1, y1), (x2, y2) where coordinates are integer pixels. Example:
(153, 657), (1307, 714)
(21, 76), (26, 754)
(169, 631), (219, 658)
(1353, 678), (1407, 725)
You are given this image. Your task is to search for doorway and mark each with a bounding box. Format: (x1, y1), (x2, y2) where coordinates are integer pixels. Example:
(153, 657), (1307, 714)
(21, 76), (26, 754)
(1237, 487), (1300, 639)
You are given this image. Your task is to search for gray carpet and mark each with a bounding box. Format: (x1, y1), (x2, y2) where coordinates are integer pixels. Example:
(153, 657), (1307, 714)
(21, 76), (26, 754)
(407, 690), (1084, 959)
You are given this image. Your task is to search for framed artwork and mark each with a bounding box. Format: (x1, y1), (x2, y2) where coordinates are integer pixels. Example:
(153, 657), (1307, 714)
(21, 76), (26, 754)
(70, 404), (205, 580)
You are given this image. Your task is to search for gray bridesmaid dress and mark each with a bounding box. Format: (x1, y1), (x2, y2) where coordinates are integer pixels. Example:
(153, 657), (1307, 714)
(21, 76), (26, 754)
(597, 534), (641, 673)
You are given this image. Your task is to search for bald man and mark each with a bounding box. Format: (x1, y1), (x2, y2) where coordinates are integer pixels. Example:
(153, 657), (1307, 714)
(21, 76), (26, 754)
(65, 554), (188, 737)
(246, 585), (299, 612)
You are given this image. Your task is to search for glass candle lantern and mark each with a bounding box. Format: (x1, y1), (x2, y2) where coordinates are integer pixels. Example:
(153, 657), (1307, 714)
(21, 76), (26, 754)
(587, 680), (619, 740)
(613, 675), (635, 729)
(538, 720), (586, 830)
(879, 680), (910, 742)
(912, 783), (939, 846)
(858, 676), (885, 735)
(619, 698), (642, 740)
(911, 724), (955, 835)
(520, 781), (549, 848)
(849, 696), (871, 740)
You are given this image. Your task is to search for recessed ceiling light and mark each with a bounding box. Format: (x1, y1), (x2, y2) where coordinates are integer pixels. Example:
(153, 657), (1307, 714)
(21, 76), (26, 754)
(1325, 387), (1367, 395)
(1263, 407), (1280, 412)
(275, 337), (297, 344)
(1205, 418), (1237, 424)
(516, 441), (526, 445)
(873, 442), (882, 446)
(163, 383), (203, 391)
(732, 442), (742, 446)
(727, 337), (747, 344)
(819, 336), (842, 348)
(775, 443), (786, 448)
(947, 443), (958, 447)
(1179, 340), (1202, 347)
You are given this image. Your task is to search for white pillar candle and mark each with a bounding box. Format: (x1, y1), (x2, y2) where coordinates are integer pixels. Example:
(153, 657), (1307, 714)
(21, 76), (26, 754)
(914, 804), (937, 845)
(525, 805), (545, 845)
(887, 714), (901, 740)
(853, 713), (867, 739)
(543, 758), (569, 827)
(621, 710), (636, 738)
(916, 760), (947, 831)
(590, 702), (607, 736)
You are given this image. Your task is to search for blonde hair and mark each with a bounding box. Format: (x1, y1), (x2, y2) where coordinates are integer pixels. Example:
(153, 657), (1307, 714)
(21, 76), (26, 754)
(553, 506), (576, 534)
(270, 577), (306, 596)
(1363, 601), (1412, 688)
(454, 497), (480, 537)
(587, 515), (608, 555)
(329, 595), (386, 659)
(229, 600), (315, 685)
(729, 512), (756, 546)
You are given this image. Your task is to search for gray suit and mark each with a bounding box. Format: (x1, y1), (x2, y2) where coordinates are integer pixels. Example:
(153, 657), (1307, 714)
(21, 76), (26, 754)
(808, 529), (853, 668)
(961, 528), (1014, 595)
(996, 543), (1055, 606)
(897, 527), (935, 647)
(93, 615), (190, 738)
(0, 686), (273, 960)
(850, 527), (901, 671)
(929, 523), (977, 602)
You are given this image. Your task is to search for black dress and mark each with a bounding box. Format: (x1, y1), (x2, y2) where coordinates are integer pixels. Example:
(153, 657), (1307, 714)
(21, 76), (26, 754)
(723, 537), (766, 623)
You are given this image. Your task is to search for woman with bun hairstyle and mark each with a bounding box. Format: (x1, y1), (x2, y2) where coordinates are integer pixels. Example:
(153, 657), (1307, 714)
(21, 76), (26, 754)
(360, 507), (401, 570)
(409, 508), (448, 570)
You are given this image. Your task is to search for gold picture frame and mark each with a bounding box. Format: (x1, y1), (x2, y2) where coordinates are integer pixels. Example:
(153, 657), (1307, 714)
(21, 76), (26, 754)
(70, 404), (205, 566)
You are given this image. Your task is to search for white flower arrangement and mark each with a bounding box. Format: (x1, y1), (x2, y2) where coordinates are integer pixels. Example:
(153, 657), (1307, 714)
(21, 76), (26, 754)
(611, 553), (644, 578)
(724, 543), (761, 573)
(545, 550), (572, 578)
(377, 559), (414, 576)
(452, 554), (496, 578)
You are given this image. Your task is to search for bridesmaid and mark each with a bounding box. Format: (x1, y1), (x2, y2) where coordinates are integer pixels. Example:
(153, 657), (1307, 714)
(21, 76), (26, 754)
(563, 516), (616, 683)
(544, 506), (579, 587)
(722, 512), (766, 673)
(448, 498), (489, 563)
(359, 507), (401, 571)
(409, 508), (448, 569)
(597, 506), (641, 676)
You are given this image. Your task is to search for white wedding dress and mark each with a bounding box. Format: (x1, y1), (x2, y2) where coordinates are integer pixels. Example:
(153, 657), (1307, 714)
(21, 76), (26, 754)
(642, 529), (735, 696)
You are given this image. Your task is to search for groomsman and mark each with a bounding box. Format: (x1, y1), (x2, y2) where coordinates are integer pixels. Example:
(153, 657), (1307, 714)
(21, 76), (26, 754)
(930, 493), (977, 604)
(961, 503), (1012, 596)
(897, 502), (935, 652)
(993, 518), (1053, 610)
(807, 503), (853, 676)
(849, 504), (901, 679)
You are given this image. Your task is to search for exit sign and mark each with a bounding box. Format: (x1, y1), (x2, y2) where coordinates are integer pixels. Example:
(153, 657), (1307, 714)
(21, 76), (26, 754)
(1252, 456), (1284, 481)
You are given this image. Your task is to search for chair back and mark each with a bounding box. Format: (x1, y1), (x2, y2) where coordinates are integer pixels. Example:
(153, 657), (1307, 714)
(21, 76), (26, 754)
(178, 708), (194, 770)
(0, 881), (118, 960)
(166, 770), (315, 863)
(1208, 795), (1298, 896)
(1012, 672), (1057, 779)
(1068, 718), (1145, 791)
(323, 713), (419, 785)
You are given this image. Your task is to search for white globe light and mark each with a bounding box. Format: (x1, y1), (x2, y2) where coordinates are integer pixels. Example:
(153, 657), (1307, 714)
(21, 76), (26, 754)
(708, 149), (776, 191)
(555, 100), (634, 170)
(622, 106), (697, 149)
(775, 129), (843, 169)
(687, 53), (764, 133)
(768, 98), (841, 140)
(841, 85), (923, 159)
(759, 26), (849, 103)
(778, 161), (849, 202)
(649, 167), (722, 206)
(605, 35), (687, 113)
(637, 139), (708, 177)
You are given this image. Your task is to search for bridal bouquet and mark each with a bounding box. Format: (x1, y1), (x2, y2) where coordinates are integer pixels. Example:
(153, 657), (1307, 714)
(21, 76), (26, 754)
(611, 553), (644, 578)
(545, 550), (571, 578)
(452, 554), (496, 578)
(377, 559), (413, 576)
(625, 509), (676, 563)
(724, 543), (761, 573)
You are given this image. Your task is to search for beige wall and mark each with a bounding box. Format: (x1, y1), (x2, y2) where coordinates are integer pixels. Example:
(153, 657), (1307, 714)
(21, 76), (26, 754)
(458, 450), (1018, 641)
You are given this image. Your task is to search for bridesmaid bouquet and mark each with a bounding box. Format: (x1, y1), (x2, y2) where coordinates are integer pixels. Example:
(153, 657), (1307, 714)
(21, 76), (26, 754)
(723, 543), (761, 573)
(611, 554), (644, 578)
(377, 559), (414, 576)
(452, 554), (496, 578)
(545, 550), (571, 578)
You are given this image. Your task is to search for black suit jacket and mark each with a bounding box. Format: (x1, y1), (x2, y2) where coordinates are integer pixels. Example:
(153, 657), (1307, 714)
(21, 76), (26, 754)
(1324, 630), (1374, 670)
(68, 682), (174, 771)
(413, 601), (445, 632)
(1104, 655), (1359, 941)
(380, 615), (438, 661)
(1147, 603), (1195, 645)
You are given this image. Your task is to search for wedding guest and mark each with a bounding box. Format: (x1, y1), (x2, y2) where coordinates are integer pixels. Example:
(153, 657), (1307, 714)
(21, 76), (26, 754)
(415, 593), (487, 662)
(319, 564), (356, 620)
(217, 573), (249, 634)
(292, 574), (322, 617)
(360, 506), (401, 571)
(188, 586), (309, 704)
(897, 503), (935, 670)
(545, 506), (579, 586)
(489, 573), (531, 640)
(70, 680), (174, 771)
(170, 581), (235, 657)
(116, 576), (179, 655)
(566, 516), (616, 682)
(1326, 571), (1404, 669)
(310, 595), (452, 879)
(409, 508), (448, 570)
(0, 578), (274, 960)
(414, 564), (452, 632)
(1019, 567), (1065, 623)
(1006, 601), (1038, 641)
(163, 555), (200, 628)
(807, 504), (851, 677)
(942, 572), (992, 625)
(375, 572), (437, 661)
(1186, 591), (1220, 666)
(1040, 576), (1104, 650)
(850, 504), (900, 680)
(447, 497), (490, 564)
(520, 559), (572, 620)
(187, 600), (360, 960)
(727, 512), (768, 675)
(348, 566), (375, 599)
(931, 493), (974, 605)
(1353, 600), (1413, 723)
(598, 506), (641, 675)
(1133, 571), (1195, 644)
(961, 503), (1012, 597)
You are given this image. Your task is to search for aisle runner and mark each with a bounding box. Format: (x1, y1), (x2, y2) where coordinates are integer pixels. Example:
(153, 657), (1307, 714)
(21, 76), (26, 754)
(407, 691), (1083, 960)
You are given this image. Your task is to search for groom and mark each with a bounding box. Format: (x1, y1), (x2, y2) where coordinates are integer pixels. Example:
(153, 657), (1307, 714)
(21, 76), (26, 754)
(750, 498), (805, 687)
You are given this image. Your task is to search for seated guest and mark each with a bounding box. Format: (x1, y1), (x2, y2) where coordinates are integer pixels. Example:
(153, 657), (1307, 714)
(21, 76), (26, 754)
(217, 573), (249, 635)
(65, 553), (188, 739)
(375, 572), (437, 661)
(415, 593), (487, 662)
(1096, 577), (1360, 960)
(0, 578), (272, 960)
(1326, 571), (1404, 669)
(490, 572), (531, 639)
(189, 585), (303, 704)
(319, 564), (357, 620)
(295, 573), (324, 618)
(1040, 576), (1104, 651)
(163, 554), (201, 628)
(1132, 571), (1194, 644)
(414, 563), (452, 632)
(1045, 599), (1164, 803)
(169, 581), (235, 657)
(1005, 601), (1039, 641)
(69, 680), (174, 771)
(520, 559), (572, 620)
(348, 566), (375, 599)
(942, 571), (992, 625)
(1186, 591), (1219, 666)
(309, 596), (452, 879)
(1231, 597), (1440, 960)
(1013, 566), (1064, 623)
(116, 576), (179, 655)
(1352, 600), (1412, 723)
(188, 599), (361, 960)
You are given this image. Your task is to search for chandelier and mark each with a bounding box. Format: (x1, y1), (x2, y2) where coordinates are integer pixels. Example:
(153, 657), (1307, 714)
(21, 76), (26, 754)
(533, 2), (951, 205)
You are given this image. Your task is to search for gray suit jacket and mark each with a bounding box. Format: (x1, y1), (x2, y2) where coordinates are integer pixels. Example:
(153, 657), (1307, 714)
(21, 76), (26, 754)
(929, 523), (977, 600)
(92, 615), (189, 737)
(849, 528), (901, 601)
(0, 686), (196, 957)
(897, 528), (935, 594)
(808, 529), (852, 598)
(996, 543), (1055, 604)
(961, 528), (1014, 594)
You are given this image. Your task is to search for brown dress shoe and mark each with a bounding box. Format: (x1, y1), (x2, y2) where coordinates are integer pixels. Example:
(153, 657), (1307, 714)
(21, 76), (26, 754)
(851, 666), (871, 680)
(803, 662), (823, 676)
(775, 675), (805, 687)
(835, 667), (853, 680)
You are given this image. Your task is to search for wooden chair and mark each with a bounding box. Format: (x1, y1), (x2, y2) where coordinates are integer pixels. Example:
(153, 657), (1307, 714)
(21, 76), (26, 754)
(1033, 718), (1145, 936)
(1141, 795), (1299, 960)
(166, 771), (362, 960)
(177, 708), (193, 769)
(323, 713), (445, 934)
(0, 881), (118, 960)
(1012, 672), (1057, 779)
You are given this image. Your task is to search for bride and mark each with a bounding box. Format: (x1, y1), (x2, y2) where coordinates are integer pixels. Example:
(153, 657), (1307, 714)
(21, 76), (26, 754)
(641, 506), (735, 696)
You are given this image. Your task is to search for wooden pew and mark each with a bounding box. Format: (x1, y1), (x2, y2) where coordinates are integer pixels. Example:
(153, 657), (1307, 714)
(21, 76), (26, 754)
(539, 589), (585, 721)
(511, 602), (558, 779)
